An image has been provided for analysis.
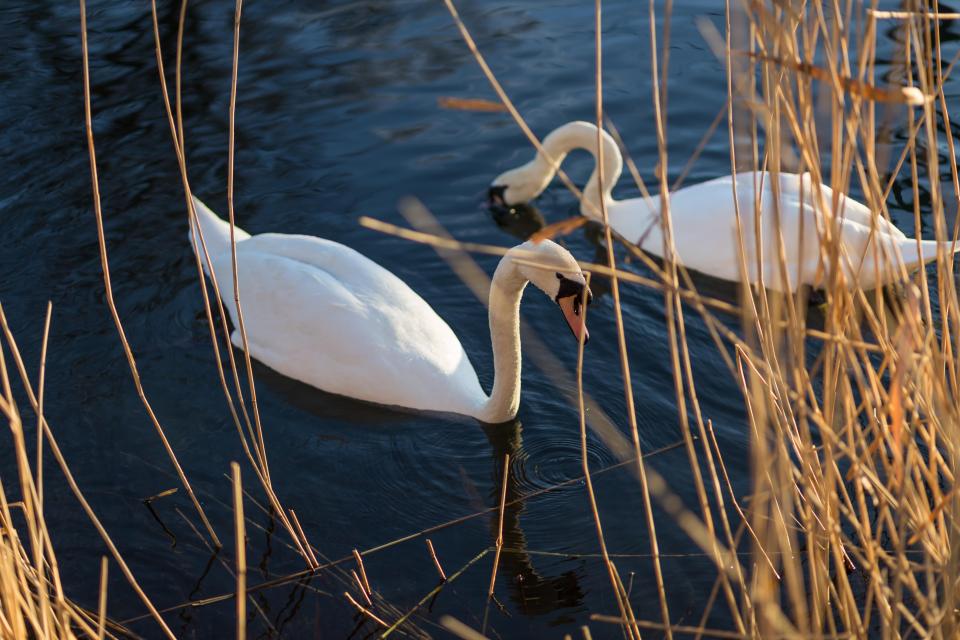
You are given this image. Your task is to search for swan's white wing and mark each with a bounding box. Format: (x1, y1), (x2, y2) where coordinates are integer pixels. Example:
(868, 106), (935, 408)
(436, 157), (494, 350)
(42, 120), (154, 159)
(211, 235), (487, 416)
(794, 173), (905, 239)
(631, 172), (911, 289)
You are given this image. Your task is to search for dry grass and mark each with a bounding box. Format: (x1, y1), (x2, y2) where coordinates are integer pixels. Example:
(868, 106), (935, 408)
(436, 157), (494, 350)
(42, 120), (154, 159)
(0, 303), (168, 639)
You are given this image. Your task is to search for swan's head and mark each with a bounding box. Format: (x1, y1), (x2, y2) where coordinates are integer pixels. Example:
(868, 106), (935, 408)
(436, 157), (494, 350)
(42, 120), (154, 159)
(489, 161), (552, 207)
(509, 240), (592, 343)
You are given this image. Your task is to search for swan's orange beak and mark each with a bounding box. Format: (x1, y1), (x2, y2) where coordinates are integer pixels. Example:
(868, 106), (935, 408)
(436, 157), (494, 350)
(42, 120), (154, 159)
(558, 295), (590, 344)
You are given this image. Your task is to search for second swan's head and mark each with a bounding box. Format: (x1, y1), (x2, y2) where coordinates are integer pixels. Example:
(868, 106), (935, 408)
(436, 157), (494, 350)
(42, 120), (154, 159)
(508, 240), (592, 343)
(489, 163), (548, 208)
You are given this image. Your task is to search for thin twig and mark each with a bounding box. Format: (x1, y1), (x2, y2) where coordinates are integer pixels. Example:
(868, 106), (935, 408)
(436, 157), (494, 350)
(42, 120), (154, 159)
(353, 549), (372, 596)
(80, 0), (220, 549)
(344, 592), (389, 628)
(425, 539), (446, 581)
(486, 453), (509, 598)
(232, 462), (246, 640)
(96, 556), (107, 640)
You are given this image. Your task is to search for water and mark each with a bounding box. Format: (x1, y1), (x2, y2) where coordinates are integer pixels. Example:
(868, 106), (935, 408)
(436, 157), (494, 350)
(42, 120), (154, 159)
(0, 0), (951, 637)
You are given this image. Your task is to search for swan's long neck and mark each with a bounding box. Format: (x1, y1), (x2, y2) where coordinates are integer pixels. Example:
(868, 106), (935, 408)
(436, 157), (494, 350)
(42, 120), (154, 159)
(535, 121), (623, 217)
(477, 256), (526, 424)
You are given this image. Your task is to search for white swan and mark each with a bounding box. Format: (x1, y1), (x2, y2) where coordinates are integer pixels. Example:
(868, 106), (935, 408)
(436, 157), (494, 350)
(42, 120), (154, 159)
(188, 197), (591, 423)
(490, 121), (956, 292)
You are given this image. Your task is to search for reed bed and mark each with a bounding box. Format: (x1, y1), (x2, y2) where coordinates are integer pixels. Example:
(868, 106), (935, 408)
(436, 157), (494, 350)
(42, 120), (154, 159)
(2, 0), (958, 637)
(0, 303), (158, 639)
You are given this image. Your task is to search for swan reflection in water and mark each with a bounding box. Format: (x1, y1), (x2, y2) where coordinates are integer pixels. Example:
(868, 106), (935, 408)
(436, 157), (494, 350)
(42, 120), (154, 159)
(482, 419), (585, 615)
(249, 362), (585, 618)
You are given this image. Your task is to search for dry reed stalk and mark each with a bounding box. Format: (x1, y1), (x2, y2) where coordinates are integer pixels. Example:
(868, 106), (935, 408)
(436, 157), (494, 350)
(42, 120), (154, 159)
(288, 510), (319, 569)
(870, 9), (960, 20)
(350, 570), (371, 606)
(437, 97), (507, 112)
(486, 454), (509, 598)
(159, 0), (260, 467)
(647, 1), (752, 633)
(232, 462), (246, 640)
(224, 0), (273, 485)
(424, 539), (446, 581)
(79, 0), (219, 549)
(175, 0), (188, 154)
(744, 52), (929, 105)
(352, 549), (373, 597)
(96, 557), (107, 640)
(148, 0), (314, 566)
(149, 0), (256, 457)
(439, 616), (489, 640)
(344, 592), (389, 628)
(593, 2), (674, 632)
(575, 274), (638, 640)
(34, 301), (50, 508)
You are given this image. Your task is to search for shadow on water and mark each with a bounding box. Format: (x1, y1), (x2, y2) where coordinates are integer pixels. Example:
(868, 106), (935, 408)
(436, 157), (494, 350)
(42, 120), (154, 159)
(248, 355), (425, 427)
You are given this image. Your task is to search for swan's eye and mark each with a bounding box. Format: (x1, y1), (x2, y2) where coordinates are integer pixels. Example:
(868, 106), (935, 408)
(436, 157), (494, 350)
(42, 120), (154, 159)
(571, 288), (592, 315)
(555, 274), (591, 314)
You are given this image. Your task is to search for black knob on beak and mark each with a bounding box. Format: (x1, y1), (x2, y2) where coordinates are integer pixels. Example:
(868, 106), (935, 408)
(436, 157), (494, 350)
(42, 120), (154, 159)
(488, 185), (507, 207)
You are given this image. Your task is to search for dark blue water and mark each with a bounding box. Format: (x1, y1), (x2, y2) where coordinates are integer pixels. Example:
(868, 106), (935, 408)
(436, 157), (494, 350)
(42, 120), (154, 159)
(1, 0), (952, 637)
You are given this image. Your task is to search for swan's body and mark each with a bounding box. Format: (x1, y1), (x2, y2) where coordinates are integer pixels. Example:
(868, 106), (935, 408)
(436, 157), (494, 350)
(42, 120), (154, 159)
(188, 197), (589, 423)
(491, 121), (956, 291)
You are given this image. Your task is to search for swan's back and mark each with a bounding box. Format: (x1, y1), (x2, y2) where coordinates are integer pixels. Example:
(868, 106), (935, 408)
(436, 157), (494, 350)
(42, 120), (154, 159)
(190, 202), (486, 416)
(630, 172), (922, 289)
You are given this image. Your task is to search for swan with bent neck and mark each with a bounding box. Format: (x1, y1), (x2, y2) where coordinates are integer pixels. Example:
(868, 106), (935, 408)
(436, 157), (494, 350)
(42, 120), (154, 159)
(490, 121), (957, 291)
(188, 197), (591, 423)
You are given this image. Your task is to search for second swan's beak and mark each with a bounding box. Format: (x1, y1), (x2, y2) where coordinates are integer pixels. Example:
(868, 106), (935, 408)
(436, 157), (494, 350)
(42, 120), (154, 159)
(558, 293), (590, 344)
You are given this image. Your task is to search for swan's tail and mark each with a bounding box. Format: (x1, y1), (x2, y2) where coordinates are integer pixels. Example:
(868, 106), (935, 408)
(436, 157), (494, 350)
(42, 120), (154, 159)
(188, 196), (251, 274)
(897, 238), (959, 272)
(860, 238), (960, 286)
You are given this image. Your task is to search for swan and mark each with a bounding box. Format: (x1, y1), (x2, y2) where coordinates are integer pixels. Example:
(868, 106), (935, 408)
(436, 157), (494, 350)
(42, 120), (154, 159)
(187, 197), (591, 423)
(489, 121), (957, 292)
